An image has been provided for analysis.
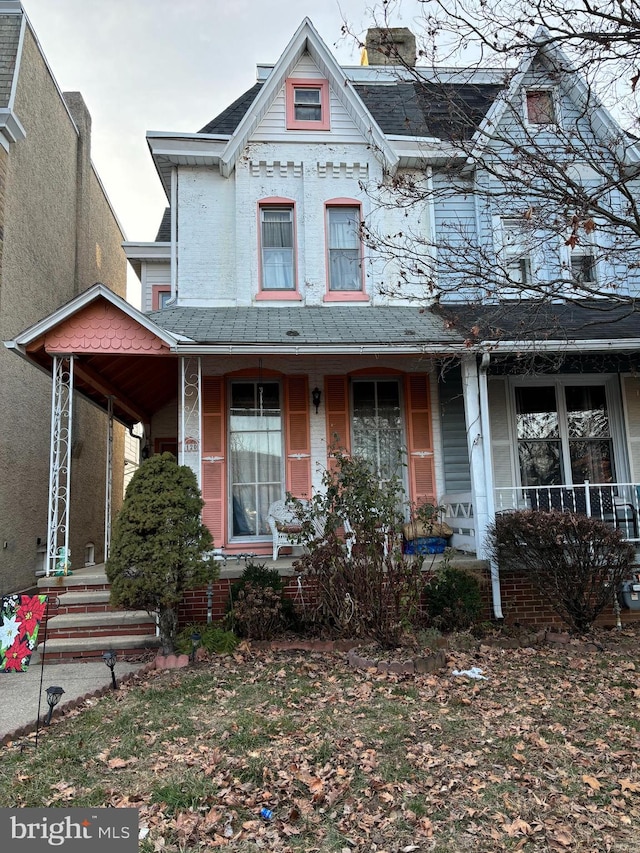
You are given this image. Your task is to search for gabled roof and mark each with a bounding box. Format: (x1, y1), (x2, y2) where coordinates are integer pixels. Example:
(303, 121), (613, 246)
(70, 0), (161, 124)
(200, 74), (501, 142)
(8, 282), (179, 350)
(199, 83), (263, 135)
(218, 18), (399, 178)
(468, 26), (640, 165)
(5, 284), (184, 426)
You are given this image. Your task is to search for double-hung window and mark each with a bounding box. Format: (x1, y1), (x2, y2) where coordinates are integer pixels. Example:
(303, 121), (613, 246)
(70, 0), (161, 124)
(260, 205), (295, 291)
(502, 218), (532, 286)
(570, 244), (597, 286)
(286, 79), (330, 130)
(327, 204), (363, 292)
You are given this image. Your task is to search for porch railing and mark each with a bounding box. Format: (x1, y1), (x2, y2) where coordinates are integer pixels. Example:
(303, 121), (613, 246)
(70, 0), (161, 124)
(494, 481), (640, 543)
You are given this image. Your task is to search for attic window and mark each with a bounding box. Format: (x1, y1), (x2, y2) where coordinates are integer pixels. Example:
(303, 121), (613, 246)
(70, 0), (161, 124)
(286, 78), (330, 130)
(525, 89), (556, 125)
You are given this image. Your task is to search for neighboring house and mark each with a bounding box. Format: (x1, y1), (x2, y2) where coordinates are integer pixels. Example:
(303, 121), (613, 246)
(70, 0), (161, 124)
(0, 1), (126, 594)
(7, 18), (640, 625)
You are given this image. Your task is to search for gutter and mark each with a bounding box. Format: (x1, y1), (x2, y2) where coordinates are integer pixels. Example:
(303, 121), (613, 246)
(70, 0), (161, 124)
(168, 341), (468, 356)
(479, 351), (503, 620)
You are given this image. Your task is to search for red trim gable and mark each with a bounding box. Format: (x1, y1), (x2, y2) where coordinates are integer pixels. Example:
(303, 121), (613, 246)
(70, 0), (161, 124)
(40, 300), (171, 354)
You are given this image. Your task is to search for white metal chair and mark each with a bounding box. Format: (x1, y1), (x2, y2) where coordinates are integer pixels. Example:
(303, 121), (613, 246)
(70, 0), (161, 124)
(267, 499), (307, 561)
(267, 499), (355, 561)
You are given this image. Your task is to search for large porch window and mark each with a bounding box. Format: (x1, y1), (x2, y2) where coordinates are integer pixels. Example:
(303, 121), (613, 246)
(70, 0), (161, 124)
(351, 379), (406, 488)
(515, 382), (615, 487)
(229, 381), (283, 538)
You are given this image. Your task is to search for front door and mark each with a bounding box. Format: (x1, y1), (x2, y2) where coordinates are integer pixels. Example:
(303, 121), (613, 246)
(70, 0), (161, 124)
(229, 381), (283, 538)
(351, 378), (407, 492)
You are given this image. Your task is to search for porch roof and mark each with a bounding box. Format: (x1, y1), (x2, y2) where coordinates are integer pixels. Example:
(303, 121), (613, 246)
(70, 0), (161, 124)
(437, 300), (640, 351)
(146, 305), (462, 352)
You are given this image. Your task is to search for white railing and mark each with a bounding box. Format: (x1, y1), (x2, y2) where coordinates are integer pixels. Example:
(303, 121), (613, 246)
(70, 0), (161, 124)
(494, 481), (640, 543)
(440, 491), (476, 553)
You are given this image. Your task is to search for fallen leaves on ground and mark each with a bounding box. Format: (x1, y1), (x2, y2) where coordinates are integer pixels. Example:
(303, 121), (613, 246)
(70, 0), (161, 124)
(2, 630), (640, 852)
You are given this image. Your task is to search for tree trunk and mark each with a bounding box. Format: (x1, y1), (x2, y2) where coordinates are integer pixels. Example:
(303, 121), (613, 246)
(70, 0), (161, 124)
(158, 607), (178, 655)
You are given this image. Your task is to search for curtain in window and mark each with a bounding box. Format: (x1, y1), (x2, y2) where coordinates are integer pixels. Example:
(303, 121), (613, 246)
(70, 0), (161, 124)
(328, 208), (361, 290)
(262, 210), (294, 289)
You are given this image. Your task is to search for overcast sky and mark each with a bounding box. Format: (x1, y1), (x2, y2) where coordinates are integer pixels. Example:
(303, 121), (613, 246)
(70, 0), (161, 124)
(22, 0), (426, 245)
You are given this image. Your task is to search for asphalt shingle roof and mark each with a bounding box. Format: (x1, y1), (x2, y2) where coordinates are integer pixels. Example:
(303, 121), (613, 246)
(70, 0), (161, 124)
(145, 306), (459, 346)
(437, 300), (640, 343)
(199, 83), (264, 135)
(155, 208), (171, 242)
(0, 15), (21, 109)
(199, 78), (501, 139)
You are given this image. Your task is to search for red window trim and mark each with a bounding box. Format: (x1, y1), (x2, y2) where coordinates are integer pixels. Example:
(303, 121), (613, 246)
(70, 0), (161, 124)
(286, 78), (330, 131)
(256, 197), (301, 301)
(323, 198), (369, 302)
(151, 285), (171, 310)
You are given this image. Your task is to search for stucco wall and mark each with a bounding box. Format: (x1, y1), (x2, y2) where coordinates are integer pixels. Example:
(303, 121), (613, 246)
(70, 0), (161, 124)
(0, 23), (126, 593)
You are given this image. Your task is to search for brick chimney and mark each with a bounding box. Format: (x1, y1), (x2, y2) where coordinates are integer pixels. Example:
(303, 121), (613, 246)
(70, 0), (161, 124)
(364, 27), (416, 67)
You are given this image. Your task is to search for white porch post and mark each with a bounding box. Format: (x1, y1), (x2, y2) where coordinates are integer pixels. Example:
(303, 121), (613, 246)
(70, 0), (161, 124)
(104, 395), (114, 561)
(179, 356), (202, 488)
(47, 355), (74, 576)
(461, 353), (503, 618)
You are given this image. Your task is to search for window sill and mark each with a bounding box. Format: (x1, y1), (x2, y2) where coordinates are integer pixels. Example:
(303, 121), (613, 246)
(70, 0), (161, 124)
(323, 292), (370, 303)
(255, 291), (302, 301)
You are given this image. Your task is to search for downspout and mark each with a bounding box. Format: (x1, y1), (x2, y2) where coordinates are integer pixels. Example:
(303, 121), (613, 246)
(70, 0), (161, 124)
(170, 166), (178, 302)
(479, 352), (503, 620)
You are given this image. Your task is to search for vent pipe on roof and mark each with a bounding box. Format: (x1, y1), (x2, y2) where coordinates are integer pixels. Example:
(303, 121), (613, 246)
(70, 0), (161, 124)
(364, 27), (416, 67)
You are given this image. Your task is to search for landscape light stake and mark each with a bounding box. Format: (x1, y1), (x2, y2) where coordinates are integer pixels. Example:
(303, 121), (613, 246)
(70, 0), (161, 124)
(102, 650), (117, 689)
(190, 631), (201, 663)
(45, 686), (64, 725)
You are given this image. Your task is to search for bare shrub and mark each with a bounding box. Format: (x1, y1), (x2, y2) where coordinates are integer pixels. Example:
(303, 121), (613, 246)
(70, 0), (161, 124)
(487, 510), (635, 633)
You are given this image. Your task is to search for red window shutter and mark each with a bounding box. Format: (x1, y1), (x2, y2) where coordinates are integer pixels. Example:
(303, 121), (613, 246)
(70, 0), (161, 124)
(201, 376), (226, 547)
(405, 374), (436, 505)
(285, 376), (311, 498)
(324, 375), (351, 456)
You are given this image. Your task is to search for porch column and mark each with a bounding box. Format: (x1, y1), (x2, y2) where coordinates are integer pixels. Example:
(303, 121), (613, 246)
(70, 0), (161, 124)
(460, 354), (493, 557)
(179, 356), (202, 488)
(104, 395), (114, 561)
(47, 355), (74, 576)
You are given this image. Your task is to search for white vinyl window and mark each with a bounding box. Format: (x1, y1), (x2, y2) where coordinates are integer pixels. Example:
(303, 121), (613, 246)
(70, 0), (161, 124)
(502, 218), (533, 285)
(294, 87), (322, 122)
(327, 206), (362, 291)
(570, 244), (597, 286)
(261, 207), (294, 290)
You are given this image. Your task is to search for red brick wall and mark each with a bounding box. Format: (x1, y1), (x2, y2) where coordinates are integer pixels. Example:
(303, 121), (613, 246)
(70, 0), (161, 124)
(176, 567), (640, 631)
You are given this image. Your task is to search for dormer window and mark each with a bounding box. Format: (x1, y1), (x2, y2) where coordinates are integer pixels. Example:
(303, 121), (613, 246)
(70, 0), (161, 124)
(525, 89), (556, 125)
(286, 79), (330, 130)
(294, 88), (321, 121)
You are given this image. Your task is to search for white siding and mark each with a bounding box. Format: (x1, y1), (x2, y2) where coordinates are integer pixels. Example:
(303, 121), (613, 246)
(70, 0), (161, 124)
(252, 54), (364, 145)
(141, 262), (170, 313)
(432, 172), (479, 301)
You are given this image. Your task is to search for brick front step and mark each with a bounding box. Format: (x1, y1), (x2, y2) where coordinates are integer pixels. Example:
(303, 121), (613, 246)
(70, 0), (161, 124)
(33, 634), (161, 664)
(53, 590), (112, 615)
(35, 566), (157, 658)
(46, 610), (154, 631)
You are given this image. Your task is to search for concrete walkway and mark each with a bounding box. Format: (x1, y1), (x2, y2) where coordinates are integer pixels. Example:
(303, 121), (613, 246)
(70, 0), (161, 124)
(0, 658), (148, 743)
